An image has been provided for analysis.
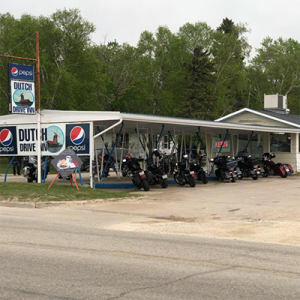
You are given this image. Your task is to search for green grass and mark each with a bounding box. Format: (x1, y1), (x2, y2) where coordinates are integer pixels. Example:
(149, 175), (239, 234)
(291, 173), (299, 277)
(0, 182), (138, 202)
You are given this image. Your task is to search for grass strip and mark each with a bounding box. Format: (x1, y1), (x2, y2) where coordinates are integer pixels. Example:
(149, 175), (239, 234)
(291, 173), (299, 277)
(0, 182), (137, 202)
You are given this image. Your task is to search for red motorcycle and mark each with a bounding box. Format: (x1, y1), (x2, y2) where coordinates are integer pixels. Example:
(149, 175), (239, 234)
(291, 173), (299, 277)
(262, 153), (294, 178)
(95, 154), (115, 177)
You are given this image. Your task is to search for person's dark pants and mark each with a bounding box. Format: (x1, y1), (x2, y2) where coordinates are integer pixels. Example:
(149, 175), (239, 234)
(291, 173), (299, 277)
(13, 161), (21, 175)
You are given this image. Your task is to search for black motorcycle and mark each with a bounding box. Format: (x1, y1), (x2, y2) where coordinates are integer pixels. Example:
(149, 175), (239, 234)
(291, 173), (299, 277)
(174, 155), (196, 187)
(190, 153), (208, 184)
(146, 149), (168, 188)
(211, 156), (238, 182)
(237, 155), (263, 180)
(23, 157), (48, 183)
(122, 155), (150, 191)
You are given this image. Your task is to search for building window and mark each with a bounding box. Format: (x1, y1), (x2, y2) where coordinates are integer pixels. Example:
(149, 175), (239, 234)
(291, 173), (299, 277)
(237, 134), (249, 155)
(270, 133), (291, 152)
(251, 134), (263, 157)
(212, 134), (231, 153)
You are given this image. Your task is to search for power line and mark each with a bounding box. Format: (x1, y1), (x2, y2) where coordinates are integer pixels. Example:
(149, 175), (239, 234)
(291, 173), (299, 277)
(4, 32), (36, 56)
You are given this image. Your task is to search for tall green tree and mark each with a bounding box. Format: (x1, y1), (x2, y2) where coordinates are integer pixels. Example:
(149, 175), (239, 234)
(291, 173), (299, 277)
(211, 18), (250, 117)
(247, 37), (300, 113)
(183, 47), (216, 119)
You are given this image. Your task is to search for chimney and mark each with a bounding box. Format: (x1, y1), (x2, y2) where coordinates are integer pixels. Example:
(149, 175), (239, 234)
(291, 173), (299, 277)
(264, 94), (289, 114)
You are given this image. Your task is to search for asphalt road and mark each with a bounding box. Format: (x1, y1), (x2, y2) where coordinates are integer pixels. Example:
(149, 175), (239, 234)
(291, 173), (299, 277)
(1, 207), (300, 300)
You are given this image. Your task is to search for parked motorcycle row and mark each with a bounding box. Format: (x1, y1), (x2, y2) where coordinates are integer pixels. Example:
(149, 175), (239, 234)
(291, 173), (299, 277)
(23, 151), (294, 188)
(120, 150), (210, 191)
(119, 151), (294, 191)
(210, 153), (294, 183)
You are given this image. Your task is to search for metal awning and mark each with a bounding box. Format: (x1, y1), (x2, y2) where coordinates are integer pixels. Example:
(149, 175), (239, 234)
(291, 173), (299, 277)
(1, 110), (299, 133)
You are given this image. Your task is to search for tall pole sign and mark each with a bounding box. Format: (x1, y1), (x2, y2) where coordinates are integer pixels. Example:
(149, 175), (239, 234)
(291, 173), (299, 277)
(0, 32), (42, 182)
(8, 63), (35, 114)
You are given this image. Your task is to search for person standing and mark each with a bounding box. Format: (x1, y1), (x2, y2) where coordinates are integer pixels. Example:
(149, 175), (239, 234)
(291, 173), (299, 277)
(13, 156), (22, 176)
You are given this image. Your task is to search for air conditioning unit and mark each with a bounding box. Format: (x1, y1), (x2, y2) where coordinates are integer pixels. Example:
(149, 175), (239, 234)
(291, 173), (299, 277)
(264, 94), (288, 110)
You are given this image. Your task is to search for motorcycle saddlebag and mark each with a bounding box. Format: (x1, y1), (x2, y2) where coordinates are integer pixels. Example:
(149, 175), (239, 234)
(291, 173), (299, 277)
(286, 164), (294, 173)
(273, 165), (286, 177)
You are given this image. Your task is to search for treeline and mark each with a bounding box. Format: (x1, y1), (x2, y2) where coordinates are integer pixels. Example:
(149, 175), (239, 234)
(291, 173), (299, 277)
(0, 9), (299, 118)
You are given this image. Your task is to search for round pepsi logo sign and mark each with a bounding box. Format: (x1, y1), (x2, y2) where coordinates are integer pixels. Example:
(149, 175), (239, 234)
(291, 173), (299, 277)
(11, 67), (18, 77)
(0, 129), (13, 146)
(70, 126), (85, 145)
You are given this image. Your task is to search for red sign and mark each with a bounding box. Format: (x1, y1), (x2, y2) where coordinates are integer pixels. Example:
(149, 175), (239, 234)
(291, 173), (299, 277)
(215, 141), (228, 148)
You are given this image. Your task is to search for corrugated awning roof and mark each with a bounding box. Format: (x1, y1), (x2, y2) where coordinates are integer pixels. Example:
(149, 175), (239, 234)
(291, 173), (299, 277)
(1, 109), (299, 134)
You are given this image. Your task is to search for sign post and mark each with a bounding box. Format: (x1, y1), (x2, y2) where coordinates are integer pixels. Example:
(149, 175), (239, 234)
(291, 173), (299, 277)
(0, 31), (42, 182)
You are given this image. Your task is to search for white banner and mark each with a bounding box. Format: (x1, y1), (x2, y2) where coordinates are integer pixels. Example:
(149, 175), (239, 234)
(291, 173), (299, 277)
(11, 80), (36, 114)
(17, 124), (65, 156)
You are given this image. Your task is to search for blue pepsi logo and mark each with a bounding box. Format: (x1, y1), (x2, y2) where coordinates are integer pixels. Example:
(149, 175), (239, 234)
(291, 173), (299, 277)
(11, 67), (18, 77)
(70, 126), (85, 145)
(0, 129), (13, 146)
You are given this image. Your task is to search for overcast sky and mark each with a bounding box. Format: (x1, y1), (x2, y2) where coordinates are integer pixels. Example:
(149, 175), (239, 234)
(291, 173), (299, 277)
(2, 0), (299, 57)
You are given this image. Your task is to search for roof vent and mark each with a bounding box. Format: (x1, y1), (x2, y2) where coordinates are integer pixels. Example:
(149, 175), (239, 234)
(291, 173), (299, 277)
(264, 94), (289, 114)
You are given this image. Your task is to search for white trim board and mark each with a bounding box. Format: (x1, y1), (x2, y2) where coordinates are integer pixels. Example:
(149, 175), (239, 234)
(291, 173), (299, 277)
(215, 108), (300, 129)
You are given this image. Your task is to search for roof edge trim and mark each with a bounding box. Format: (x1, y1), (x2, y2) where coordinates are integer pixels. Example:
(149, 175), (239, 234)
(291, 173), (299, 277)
(215, 108), (300, 128)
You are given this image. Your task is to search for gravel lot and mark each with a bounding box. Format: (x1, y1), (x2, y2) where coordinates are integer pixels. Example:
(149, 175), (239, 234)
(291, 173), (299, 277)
(2, 173), (300, 246)
(77, 176), (300, 246)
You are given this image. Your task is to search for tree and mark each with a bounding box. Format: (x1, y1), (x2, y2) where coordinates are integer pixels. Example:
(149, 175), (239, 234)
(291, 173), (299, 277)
(247, 37), (300, 114)
(0, 9), (105, 114)
(182, 47), (216, 120)
(211, 18), (251, 117)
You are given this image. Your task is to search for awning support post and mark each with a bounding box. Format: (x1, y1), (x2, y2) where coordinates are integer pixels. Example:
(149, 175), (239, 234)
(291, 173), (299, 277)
(4, 157), (15, 182)
(77, 167), (83, 187)
(100, 122), (124, 181)
(100, 135), (118, 175)
(90, 121), (94, 188)
(168, 131), (178, 151)
(155, 124), (165, 149)
(43, 156), (48, 183)
(119, 128), (125, 177)
(209, 129), (229, 176)
(180, 131), (184, 161)
(243, 131), (254, 154)
(188, 127), (201, 157)
(96, 125), (119, 176)
(135, 128), (149, 161)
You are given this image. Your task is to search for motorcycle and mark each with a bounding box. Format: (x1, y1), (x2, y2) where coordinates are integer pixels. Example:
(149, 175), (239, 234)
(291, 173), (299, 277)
(146, 149), (168, 188)
(122, 155), (150, 191)
(96, 154), (116, 177)
(162, 152), (177, 175)
(189, 153), (208, 184)
(211, 156), (238, 182)
(262, 152), (294, 178)
(23, 157), (48, 183)
(237, 155), (263, 180)
(174, 155), (196, 187)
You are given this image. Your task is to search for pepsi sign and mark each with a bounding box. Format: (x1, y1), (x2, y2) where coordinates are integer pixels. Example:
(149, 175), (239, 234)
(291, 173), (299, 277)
(0, 126), (18, 155)
(9, 63), (34, 81)
(66, 123), (90, 154)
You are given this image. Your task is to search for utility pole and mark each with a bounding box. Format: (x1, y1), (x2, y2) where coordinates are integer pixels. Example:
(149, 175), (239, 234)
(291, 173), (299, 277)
(0, 31), (42, 182)
(35, 31), (42, 183)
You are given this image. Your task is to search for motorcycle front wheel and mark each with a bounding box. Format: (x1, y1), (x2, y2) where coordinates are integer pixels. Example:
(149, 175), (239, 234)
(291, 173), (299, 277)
(200, 171), (208, 184)
(230, 177), (236, 183)
(252, 175), (258, 180)
(27, 177), (34, 183)
(174, 173), (185, 186)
